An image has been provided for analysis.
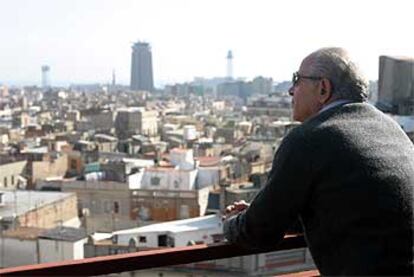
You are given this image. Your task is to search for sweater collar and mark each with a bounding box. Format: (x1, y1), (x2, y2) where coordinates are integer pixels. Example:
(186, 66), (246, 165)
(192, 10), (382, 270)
(319, 99), (354, 114)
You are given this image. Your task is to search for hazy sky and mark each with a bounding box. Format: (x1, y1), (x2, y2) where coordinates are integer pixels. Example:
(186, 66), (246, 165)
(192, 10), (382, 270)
(1, 0), (413, 87)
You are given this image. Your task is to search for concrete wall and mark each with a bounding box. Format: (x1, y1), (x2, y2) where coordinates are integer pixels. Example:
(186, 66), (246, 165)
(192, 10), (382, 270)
(97, 141), (117, 152)
(84, 111), (113, 132)
(130, 188), (209, 222)
(128, 171), (144, 189)
(116, 219), (222, 247)
(140, 110), (158, 136)
(250, 161), (266, 175)
(196, 167), (220, 189)
(176, 248), (315, 276)
(141, 169), (198, 190)
(32, 154), (68, 185)
(0, 237), (38, 267)
(197, 187), (210, 217)
(115, 110), (140, 139)
(73, 239), (86, 259)
(173, 227), (222, 247)
(38, 238), (87, 263)
(18, 194), (78, 229)
(0, 160), (26, 189)
(57, 180), (132, 233)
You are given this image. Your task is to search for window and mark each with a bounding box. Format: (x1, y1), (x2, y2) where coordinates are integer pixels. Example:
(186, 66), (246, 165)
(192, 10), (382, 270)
(113, 201), (120, 214)
(174, 177), (183, 189)
(158, 235), (167, 247)
(139, 236), (147, 243)
(11, 175), (14, 185)
(179, 205), (190, 219)
(70, 159), (77, 170)
(173, 180), (180, 189)
(3, 177), (7, 187)
(150, 176), (160, 186)
(104, 201), (112, 213)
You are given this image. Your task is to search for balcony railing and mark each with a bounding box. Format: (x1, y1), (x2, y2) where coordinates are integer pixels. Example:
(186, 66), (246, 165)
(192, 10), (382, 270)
(0, 235), (319, 276)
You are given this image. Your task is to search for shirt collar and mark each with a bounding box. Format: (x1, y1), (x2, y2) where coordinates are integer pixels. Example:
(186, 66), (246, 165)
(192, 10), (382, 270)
(319, 99), (354, 114)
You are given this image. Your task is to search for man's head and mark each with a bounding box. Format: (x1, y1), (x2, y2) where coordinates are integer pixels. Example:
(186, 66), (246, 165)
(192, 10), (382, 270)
(289, 47), (368, 122)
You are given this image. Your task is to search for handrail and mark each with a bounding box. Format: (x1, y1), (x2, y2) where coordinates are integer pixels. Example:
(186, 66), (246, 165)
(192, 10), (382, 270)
(0, 235), (307, 276)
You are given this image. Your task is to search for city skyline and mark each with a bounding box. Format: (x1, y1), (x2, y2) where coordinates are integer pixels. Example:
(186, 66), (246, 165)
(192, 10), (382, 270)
(1, 0), (413, 87)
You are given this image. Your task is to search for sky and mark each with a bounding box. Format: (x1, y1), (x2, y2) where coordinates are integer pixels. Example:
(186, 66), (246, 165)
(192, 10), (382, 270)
(1, 0), (413, 87)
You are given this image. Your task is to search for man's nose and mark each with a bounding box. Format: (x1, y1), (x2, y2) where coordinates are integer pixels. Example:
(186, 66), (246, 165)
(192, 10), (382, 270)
(288, 86), (294, 96)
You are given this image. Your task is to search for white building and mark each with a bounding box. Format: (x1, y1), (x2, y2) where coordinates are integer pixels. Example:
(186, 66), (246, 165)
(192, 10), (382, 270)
(132, 148), (199, 191)
(139, 167), (198, 191)
(38, 226), (87, 263)
(112, 214), (222, 248)
(0, 227), (44, 268)
(0, 226), (87, 268)
(169, 148), (196, 170)
(196, 166), (220, 189)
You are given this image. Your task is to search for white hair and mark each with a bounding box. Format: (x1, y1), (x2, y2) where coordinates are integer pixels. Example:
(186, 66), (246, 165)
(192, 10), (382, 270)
(307, 47), (368, 101)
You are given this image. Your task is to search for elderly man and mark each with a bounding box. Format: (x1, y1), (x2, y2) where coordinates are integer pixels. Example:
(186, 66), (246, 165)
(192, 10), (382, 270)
(223, 47), (414, 275)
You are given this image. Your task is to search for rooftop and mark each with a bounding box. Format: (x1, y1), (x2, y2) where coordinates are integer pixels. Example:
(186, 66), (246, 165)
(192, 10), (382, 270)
(0, 155), (27, 166)
(93, 133), (118, 142)
(39, 226), (87, 242)
(0, 190), (74, 218)
(381, 55), (414, 62)
(114, 214), (221, 235)
(2, 227), (46, 240)
(197, 156), (221, 167)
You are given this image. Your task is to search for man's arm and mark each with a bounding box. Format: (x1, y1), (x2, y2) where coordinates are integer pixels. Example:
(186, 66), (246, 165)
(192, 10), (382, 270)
(223, 128), (313, 249)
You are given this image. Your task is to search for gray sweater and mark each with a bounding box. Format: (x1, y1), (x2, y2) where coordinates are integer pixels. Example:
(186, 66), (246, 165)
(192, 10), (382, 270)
(224, 102), (414, 275)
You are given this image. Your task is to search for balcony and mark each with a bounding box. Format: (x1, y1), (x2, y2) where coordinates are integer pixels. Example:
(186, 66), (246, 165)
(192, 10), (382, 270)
(0, 234), (319, 276)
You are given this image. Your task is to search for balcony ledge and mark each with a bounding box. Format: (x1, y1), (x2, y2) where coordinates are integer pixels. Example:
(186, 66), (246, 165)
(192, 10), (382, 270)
(0, 235), (318, 276)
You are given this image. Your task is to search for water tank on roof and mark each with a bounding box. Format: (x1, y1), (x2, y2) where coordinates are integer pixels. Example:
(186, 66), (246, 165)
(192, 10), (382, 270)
(183, 125), (196, 141)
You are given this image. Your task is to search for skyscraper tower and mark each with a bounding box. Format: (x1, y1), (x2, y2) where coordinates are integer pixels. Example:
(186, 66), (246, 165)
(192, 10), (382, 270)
(377, 55), (414, 115)
(112, 69), (116, 87)
(130, 42), (154, 91)
(226, 50), (233, 80)
(41, 65), (50, 88)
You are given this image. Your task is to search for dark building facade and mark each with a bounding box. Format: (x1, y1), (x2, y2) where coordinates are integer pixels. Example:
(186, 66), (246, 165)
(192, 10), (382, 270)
(377, 55), (414, 115)
(130, 42), (154, 92)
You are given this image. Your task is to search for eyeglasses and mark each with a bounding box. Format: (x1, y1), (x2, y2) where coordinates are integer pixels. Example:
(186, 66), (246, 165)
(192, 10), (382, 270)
(292, 71), (323, 86)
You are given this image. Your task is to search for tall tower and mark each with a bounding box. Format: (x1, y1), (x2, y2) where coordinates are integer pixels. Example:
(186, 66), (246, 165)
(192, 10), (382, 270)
(130, 42), (154, 91)
(226, 50), (233, 80)
(112, 69), (116, 87)
(377, 55), (414, 115)
(41, 65), (50, 88)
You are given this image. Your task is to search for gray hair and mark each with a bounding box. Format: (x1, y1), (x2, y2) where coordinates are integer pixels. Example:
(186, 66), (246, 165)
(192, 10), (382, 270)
(307, 47), (368, 101)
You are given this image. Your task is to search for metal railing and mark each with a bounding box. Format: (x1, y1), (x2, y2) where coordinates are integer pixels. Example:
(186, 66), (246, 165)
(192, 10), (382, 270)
(0, 235), (316, 276)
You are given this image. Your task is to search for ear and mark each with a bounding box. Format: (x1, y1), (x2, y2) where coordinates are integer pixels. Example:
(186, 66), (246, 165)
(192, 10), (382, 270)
(318, 78), (332, 104)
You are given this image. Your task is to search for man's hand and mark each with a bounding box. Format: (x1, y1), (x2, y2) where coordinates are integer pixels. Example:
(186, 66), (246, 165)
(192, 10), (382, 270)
(222, 200), (250, 221)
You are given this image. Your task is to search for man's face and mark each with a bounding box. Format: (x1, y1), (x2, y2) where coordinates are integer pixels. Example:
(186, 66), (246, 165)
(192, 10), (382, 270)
(288, 58), (322, 122)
